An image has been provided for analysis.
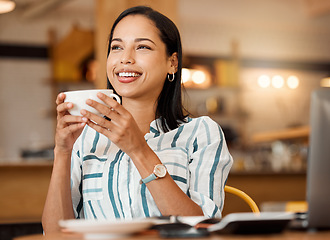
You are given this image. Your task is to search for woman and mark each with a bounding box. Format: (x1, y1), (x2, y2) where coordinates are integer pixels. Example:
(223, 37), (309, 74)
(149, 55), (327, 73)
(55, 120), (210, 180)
(42, 6), (233, 233)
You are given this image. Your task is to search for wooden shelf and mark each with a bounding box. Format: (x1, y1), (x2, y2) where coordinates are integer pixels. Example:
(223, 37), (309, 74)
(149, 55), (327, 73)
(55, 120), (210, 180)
(252, 125), (310, 143)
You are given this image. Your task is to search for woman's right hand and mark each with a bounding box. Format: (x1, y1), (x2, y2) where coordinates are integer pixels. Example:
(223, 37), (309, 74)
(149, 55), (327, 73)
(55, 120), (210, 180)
(43, 92), (83, 233)
(55, 93), (87, 154)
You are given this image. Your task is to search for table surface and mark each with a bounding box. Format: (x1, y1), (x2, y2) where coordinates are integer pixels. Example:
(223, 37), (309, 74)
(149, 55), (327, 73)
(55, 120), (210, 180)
(14, 230), (330, 240)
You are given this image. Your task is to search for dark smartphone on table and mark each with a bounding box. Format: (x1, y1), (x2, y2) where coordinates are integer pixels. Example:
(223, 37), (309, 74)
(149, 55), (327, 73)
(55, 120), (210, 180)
(159, 227), (209, 238)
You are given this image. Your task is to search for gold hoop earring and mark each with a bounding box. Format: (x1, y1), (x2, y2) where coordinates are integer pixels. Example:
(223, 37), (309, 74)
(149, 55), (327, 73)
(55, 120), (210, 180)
(168, 73), (175, 82)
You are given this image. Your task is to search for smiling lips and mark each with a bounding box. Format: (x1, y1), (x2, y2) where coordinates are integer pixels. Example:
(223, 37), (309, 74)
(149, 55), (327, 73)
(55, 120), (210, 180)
(117, 71), (142, 83)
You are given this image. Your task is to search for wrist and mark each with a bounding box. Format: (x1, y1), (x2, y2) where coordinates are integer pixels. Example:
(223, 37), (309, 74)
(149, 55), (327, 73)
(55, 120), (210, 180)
(129, 142), (152, 164)
(53, 147), (72, 167)
(140, 164), (167, 184)
(54, 146), (72, 157)
(129, 144), (164, 179)
(51, 148), (72, 178)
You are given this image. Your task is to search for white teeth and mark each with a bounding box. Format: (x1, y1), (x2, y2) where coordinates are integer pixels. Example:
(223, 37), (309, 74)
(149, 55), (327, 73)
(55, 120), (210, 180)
(118, 72), (140, 77)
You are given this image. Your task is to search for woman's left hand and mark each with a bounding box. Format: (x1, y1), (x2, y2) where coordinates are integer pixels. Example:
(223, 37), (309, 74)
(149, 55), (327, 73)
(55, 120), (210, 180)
(81, 92), (147, 156)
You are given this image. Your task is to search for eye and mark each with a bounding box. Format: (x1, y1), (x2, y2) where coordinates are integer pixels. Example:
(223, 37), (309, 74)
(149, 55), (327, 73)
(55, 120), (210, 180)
(111, 45), (122, 51)
(137, 45), (152, 50)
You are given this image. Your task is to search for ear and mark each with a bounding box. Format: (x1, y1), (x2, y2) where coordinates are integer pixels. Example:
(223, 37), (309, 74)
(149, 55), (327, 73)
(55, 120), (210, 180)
(168, 52), (178, 74)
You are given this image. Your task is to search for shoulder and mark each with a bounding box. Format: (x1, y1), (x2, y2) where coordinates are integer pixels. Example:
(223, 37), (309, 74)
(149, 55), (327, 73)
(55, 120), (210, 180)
(184, 116), (221, 132)
(181, 116), (224, 142)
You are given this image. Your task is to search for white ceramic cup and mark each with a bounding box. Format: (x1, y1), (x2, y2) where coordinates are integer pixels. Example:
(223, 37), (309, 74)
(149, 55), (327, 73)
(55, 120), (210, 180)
(64, 89), (121, 116)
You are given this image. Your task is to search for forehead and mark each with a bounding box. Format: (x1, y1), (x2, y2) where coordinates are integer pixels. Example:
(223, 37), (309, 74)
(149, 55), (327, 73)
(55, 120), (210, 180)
(112, 15), (161, 41)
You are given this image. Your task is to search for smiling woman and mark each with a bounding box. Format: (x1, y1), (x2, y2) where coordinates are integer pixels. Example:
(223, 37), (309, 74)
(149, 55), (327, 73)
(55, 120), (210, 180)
(107, 14), (177, 119)
(106, 6), (183, 132)
(42, 6), (233, 234)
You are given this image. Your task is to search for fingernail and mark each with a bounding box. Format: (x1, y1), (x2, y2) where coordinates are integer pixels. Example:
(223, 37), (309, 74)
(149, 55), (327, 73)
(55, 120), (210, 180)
(86, 99), (92, 105)
(67, 103), (73, 108)
(81, 109), (86, 115)
(82, 117), (88, 122)
(97, 92), (104, 98)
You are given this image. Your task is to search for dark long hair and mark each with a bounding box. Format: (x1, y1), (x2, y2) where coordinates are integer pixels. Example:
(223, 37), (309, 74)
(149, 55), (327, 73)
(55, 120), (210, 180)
(106, 6), (186, 132)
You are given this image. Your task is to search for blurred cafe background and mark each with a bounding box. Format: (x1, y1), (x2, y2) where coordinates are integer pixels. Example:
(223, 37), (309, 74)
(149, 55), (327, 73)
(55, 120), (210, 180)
(1, 0), (330, 234)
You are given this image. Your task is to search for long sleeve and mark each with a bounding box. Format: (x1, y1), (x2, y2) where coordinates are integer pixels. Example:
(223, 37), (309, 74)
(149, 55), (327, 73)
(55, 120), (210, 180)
(187, 117), (233, 218)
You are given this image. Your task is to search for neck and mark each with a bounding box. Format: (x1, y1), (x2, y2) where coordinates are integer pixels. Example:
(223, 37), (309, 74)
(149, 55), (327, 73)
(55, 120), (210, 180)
(122, 98), (157, 135)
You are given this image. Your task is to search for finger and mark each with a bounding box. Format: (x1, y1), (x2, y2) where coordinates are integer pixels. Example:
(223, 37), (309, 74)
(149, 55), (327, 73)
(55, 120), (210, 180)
(56, 92), (66, 105)
(64, 122), (86, 133)
(57, 122), (86, 142)
(86, 119), (112, 137)
(56, 102), (74, 119)
(85, 98), (121, 123)
(85, 118), (123, 143)
(56, 93), (74, 118)
(80, 109), (113, 129)
(58, 115), (88, 128)
(57, 102), (73, 113)
(97, 92), (125, 115)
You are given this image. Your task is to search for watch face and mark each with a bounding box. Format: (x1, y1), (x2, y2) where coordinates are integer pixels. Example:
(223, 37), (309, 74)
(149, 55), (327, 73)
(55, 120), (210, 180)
(154, 164), (167, 178)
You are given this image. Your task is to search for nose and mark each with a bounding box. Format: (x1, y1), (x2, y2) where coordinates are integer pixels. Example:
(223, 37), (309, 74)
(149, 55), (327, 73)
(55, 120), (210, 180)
(120, 49), (135, 64)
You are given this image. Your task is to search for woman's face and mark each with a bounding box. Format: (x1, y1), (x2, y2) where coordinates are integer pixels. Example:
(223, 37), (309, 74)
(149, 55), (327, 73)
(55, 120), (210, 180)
(107, 15), (176, 103)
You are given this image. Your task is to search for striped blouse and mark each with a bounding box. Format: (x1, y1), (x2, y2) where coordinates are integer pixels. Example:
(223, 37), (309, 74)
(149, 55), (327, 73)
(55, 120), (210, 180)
(70, 116), (233, 220)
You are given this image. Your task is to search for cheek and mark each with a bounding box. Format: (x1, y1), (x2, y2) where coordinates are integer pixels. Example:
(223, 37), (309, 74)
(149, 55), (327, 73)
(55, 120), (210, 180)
(144, 56), (169, 75)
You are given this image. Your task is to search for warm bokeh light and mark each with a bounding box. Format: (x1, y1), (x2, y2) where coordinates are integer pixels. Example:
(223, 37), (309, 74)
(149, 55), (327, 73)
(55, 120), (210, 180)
(287, 75), (299, 89)
(206, 97), (218, 114)
(0, 0), (15, 14)
(272, 75), (284, 88)
(181, 68), (191, 84)
(181, 67), (211, 88)
(258, 75), (271, 88)
(320, 77), (330, 87)
(192, 70), (206, 84)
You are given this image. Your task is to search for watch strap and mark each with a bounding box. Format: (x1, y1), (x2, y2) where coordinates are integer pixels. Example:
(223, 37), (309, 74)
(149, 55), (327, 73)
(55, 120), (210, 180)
(140, 173), (157, 184)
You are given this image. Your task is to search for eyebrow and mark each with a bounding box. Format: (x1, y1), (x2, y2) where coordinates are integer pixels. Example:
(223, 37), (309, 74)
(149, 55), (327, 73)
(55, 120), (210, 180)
(111, 38), (156, 45)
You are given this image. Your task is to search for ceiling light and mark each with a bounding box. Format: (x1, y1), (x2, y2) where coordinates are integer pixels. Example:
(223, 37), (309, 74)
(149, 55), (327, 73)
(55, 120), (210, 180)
(272, 75), (284, 88)
(0, 0), (15, 14)
(258, 75), (271, 88)
(287, 76), (299, 89)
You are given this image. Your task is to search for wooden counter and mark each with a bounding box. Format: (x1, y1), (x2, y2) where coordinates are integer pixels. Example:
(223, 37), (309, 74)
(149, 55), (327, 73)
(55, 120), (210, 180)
(0, 162), (306, 221)
(0, 161), (53, 223)
(252, 126), (309, 143)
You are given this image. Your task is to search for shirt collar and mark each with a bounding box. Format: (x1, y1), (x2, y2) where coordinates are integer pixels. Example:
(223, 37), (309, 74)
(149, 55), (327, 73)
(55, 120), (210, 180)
(149, 118), (163, 137)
